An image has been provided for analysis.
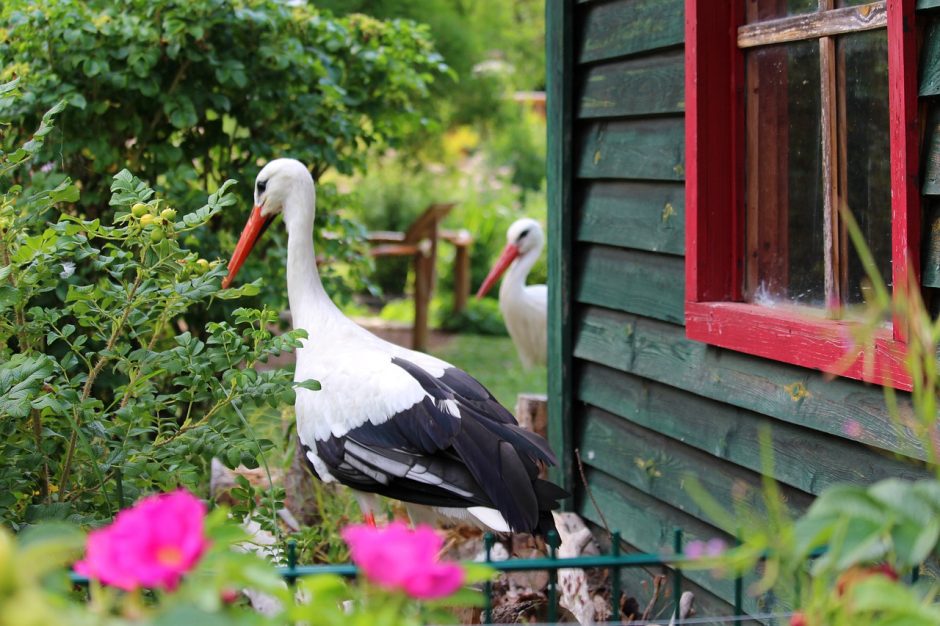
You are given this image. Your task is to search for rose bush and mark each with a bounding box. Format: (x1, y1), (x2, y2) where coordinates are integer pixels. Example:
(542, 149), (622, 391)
(0, 90), (307, 529)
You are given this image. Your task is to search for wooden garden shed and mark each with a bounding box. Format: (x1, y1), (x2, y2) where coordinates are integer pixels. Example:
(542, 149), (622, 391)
(545, 0), (940, 615)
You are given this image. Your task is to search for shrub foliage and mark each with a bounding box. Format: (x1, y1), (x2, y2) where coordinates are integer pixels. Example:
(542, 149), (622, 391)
(0, 86), (307, 527)
(1, 0), (447, 207)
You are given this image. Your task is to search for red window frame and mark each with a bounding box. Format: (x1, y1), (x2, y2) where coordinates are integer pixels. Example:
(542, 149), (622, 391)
(684, 0), (920, 390)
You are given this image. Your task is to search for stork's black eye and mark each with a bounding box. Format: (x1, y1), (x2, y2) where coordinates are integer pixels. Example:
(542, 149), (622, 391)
(518, 229), (529, 240)
(257, 180), (267, 194)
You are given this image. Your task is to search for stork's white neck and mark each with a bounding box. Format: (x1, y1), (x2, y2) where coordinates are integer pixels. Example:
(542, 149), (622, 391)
(499, 245), (541, 301)
(283, 188), (347, 337)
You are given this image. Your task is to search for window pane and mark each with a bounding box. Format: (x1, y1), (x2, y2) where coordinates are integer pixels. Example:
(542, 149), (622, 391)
(840, 29), (891, 306)
(746, 0), (818, 23)
(745, 40), (825, 306)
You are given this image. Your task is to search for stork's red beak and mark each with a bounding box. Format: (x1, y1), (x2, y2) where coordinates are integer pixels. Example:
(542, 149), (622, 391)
(222, 205), (272, 288)
(476, 243), (520, 299)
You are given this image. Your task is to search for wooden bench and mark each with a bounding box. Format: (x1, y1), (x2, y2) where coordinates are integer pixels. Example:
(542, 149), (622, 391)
(368, 203), (472, 351)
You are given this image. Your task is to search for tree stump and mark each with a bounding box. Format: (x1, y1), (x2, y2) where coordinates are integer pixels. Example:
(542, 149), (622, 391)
(284, 434), (321, 525)
(515, 393), (548, 439)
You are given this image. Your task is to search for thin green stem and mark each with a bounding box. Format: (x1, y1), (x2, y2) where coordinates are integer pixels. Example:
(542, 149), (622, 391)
(59, 269), (144, 497)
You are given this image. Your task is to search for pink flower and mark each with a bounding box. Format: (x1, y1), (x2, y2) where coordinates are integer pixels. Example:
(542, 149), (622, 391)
(685, 538), (727, 559)
(74, 489), (208, 591)
(843, 419), (863, 438)
(341, 522), (464, 599)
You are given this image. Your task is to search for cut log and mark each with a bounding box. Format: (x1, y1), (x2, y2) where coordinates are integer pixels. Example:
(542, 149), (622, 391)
(515, 393), (548, 439)
(553, 511), (610, 626)
(285, 435), (321, 525)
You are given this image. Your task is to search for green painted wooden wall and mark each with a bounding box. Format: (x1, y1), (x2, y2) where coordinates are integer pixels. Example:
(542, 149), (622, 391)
(547, 0), (938, 617)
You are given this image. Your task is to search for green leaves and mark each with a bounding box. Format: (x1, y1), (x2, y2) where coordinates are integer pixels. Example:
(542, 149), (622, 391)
(0, 151), (313, 526)
(0, 0), (447, 209)
(794, 479), (940, 574)
(0, 354), (55, 418)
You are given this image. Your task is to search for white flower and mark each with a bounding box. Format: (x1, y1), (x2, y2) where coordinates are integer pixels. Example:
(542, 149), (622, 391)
(60, 262), (75, 279)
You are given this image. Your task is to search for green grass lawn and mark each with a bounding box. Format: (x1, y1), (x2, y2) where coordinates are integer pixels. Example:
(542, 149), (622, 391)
(430, 334), (547, 409)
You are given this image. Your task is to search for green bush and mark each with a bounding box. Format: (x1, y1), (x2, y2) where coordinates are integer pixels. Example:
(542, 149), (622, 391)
(2, 0), (447, 203)
(0, 0), (449, 311)
(0, 90), (306, 527)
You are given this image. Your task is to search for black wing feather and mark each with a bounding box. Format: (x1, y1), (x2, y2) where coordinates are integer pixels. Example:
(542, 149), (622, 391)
(302, 357), (567, 534)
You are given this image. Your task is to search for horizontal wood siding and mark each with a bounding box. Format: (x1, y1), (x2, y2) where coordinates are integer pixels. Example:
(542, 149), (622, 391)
(922, 109), (940, 195)
(578, 468), (770, 617)
(575, 246), (685, 323)
(556, 0), (926, 614)
(577, 50), (685, 118)
(572, 306), (924, 458)
(576, 362), (928, 494)
(576, 181), (685, 254)
(577, 118), (685, 180)
(577, 405), (817, 523)
(578, 0), (684, 63)
(919, 18), (940, 97)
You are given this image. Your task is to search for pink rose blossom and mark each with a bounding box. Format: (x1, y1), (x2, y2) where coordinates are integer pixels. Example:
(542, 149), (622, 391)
(341, 521), (464, 599)
(74, 489), (208, 591)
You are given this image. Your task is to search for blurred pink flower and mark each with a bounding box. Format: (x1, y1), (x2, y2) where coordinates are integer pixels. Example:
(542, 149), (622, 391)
(74, 489), (208, 591)
(685, 538), (727, 559)
(342, 521), (464, 599)
(843, 419), (863, 438)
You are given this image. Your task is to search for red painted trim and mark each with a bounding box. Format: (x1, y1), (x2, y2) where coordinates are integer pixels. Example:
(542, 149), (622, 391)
(685, 0), (919, 389)
(888, 0), (921, 341)
(687, 302), (912, 391)
(684, 0), (744, 303)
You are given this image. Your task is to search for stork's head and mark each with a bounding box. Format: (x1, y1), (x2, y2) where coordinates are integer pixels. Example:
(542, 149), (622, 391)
(475, 218), (544, 299)
(506, 218), (544, 256)
(223, 159), (315, 288)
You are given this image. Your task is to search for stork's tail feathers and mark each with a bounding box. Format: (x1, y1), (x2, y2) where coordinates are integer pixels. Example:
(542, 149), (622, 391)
(532, 478), (569, 536)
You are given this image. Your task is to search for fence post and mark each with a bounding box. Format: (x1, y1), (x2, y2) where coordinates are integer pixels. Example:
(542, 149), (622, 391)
(483, 533), (494, 625)
(734, 535), (743, 616)
(547, 530), (559, 623)
(673, 528), (683, 621)
(610, 531), (621, 620)
(286, 539), (298, 587)
(413, 242), (432, 352)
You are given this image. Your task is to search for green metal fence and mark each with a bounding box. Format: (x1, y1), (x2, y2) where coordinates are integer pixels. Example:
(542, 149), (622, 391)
(72, 528), (921, 624)
(275, 528), (737, 624)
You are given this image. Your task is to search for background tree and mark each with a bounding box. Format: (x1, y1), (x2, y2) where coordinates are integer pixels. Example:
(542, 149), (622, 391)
(0, 0), (449, 307)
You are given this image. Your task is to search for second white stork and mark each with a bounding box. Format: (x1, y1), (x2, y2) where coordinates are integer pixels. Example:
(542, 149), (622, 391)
(476, 218), (547, 369)
(222, 159), (566, 535)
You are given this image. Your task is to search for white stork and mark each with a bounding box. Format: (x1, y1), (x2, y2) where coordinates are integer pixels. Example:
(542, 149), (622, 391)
(222, 159), (566, 535)
(476, 218), (547, 369)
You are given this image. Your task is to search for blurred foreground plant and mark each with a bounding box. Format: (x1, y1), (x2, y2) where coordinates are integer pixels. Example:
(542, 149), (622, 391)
(0, 489), (491, 626)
